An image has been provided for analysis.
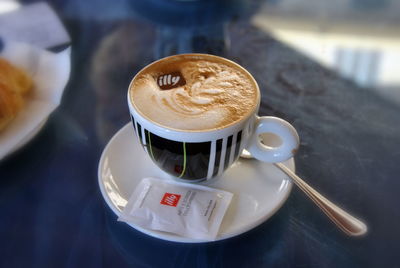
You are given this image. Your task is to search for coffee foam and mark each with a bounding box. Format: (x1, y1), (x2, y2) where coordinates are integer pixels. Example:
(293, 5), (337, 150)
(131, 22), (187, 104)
(130, 55), (258, 131)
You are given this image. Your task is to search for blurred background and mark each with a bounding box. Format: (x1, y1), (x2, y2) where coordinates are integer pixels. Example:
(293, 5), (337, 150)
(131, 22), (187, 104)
(2, 0), (399, 105)
(252, 0), (400, 105)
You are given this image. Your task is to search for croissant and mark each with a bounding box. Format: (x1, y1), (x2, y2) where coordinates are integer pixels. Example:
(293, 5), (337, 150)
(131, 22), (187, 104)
(0, 58), (33, 131)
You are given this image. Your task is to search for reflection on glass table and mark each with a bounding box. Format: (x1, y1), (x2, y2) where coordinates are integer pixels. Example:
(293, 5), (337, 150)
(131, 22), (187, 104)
(253, 0), (400, 105)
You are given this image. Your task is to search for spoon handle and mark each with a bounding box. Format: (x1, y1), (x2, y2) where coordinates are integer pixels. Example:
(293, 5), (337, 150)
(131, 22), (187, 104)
(274, 162), (368, 236)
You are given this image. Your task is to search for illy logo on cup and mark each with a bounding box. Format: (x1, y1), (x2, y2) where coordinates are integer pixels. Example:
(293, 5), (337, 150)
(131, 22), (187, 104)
(160, 193), (181, 207)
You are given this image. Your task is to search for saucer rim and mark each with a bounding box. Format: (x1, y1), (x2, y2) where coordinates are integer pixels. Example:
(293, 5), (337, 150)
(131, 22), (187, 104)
(98, 123), (294, 243)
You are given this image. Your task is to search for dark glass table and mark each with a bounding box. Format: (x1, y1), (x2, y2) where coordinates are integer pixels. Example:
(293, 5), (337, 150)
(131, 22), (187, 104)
(1, 0), (400, 267)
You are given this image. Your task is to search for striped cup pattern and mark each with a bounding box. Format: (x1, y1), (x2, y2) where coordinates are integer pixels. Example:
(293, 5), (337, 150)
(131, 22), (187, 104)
(131, 115), (247, 181)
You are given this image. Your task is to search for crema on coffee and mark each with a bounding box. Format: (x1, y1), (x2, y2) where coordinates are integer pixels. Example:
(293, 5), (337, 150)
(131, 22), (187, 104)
(129, 54), (259, 131)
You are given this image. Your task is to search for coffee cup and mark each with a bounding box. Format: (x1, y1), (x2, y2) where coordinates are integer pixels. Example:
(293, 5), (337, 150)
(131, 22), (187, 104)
(127, 54), (299, 182)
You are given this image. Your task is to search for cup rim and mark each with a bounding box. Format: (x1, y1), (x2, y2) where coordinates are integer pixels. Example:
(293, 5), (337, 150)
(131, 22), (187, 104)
(127, 53), (261, 134)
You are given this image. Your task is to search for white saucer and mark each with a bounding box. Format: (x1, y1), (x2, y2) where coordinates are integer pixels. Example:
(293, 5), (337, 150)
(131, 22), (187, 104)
(98, 123), (295, 243)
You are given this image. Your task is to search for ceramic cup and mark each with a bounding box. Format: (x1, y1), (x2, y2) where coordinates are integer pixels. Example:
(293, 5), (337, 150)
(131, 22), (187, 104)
(127, 54), (299, 182)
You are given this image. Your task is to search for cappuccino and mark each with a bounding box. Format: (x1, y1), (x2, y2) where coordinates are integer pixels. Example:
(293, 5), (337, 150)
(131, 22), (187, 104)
(129, 54), (259, 131)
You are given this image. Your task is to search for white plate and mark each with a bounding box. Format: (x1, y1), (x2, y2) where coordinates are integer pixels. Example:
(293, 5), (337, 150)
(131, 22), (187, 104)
(0, 41), (71, 160)
(98, 123), (295, 243)
(7, 118), (47, 156)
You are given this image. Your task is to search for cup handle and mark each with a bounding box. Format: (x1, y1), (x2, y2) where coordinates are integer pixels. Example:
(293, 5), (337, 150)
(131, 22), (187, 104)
(246, 116), (300, 162)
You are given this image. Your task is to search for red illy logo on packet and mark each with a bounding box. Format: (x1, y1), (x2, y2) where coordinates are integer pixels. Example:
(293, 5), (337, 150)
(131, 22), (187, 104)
(160, 193), (181, 207)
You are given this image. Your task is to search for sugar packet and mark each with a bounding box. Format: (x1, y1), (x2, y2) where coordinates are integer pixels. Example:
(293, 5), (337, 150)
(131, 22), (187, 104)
(118, 177), (233, 240)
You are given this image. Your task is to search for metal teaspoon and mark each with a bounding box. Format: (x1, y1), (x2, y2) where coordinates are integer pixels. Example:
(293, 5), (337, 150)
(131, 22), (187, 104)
(241, 146), (367, 236)
(274, 162), (367, 236)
